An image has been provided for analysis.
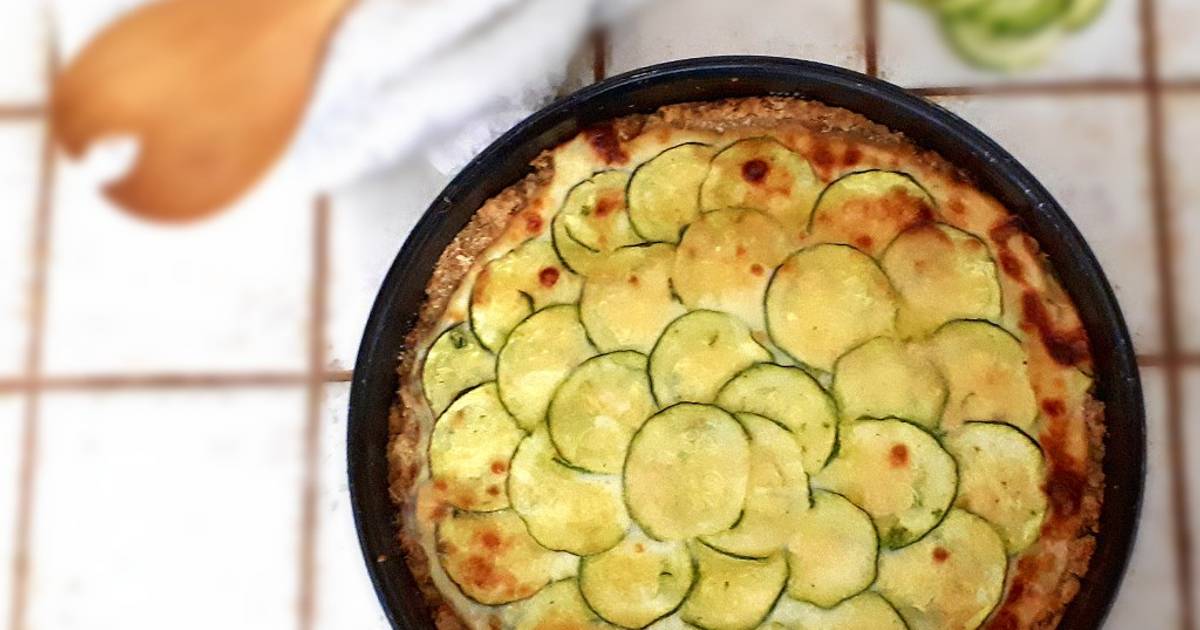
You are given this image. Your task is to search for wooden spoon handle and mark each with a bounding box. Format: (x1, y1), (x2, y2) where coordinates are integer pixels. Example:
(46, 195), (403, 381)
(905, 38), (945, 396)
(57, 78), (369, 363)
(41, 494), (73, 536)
(53, 0), (355, 221)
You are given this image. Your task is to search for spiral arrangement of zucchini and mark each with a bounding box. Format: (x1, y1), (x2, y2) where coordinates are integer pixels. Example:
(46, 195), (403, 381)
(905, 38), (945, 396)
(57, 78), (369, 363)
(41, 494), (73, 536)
(422, 138), (1060, 630)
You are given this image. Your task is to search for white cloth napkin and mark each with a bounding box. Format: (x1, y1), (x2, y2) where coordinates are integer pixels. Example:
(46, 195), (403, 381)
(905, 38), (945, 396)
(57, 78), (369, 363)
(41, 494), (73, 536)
(48, 0), (644, 193)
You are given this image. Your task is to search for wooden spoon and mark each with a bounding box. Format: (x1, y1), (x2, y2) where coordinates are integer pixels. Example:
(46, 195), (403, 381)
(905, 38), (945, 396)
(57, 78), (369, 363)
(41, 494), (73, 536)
(52, 0), (354, 222)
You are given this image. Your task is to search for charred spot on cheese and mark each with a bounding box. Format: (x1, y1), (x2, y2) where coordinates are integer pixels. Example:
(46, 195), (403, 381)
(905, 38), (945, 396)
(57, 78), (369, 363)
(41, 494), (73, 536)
(437, 510), (561, 605)
(765, 244), (898, 372)
(580, 244), (685, 354)
(579, 532), (695, 628)
(672, 209), (795, 330)
(628, 143), (717, 243)
(422, 323), (495, 416)
(700, 138), (822, 229)
(1020, 291), (1091, 367)
(497, 305), (596, 431)
(470, 240), (582, 352)
(808, 170), (935, 257)
(882, 223), (1002, 337)
(814, 418), (957, 548)
(649, 310), (770, 406)
(876, 510), (1007, 630)
(585, 124), (629, 165)
(430, 383), (525, 511)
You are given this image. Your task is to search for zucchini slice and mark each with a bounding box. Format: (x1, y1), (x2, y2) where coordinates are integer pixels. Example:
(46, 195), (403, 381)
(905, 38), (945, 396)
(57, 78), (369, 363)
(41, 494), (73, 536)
(672, 208), (796, 330)
(1062, 0), (1107, 29)
(972, 0), (1069, 34)
(629, 143), (717, 243)
(497, 305), (597, 431)
(807, 170), (935, 257)
(649, 311), (770, 406)
(580, 243), (686, 354)
(699, 137), (822, 229)
(941, 14), (1064, 72)
(470, 239), (583, 352)
(944, 422), (1048, 554)
(624, 404), (751, 540)
(511, 579), (617, 630)
(765, 244), (899, 372)
(579, 531), (695, 628)
(767, 592), (906, 630)
(559, 171), (642, 253)
(814, 419), (957, 548)
(422, 323), (495, 416)
(553, 213), (610, 276)
(881, 223), (1002, 337)
(430, 383), (525, 512)
(548, 351), (656, 474)
(680, 542), (787, 630)
(701, 413), (810, 558)
(508, 429), (630, 555)
(714, 364), (838, 473)
(875, 509), (1007, 630)
(928, 320), (1038, 432)
(437, 509), (560, 605)
(784, 490), (878, 608)
(832, 336), (947, 429)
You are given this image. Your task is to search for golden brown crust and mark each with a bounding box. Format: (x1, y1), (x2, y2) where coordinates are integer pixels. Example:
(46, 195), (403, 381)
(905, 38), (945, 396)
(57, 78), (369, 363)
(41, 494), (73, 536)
(386, 96), (1105, 630)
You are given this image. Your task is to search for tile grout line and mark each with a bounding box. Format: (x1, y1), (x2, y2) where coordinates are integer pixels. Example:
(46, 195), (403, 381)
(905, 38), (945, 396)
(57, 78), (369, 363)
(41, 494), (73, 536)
(298, 195), (331, 630)
(0, 105), (44, 119)
(0, 370), (355, 395)
(8, 30), (57, 630)
(862, 0), (878, 77)
(591, 28), (608, 82)
(1138, 0), (1193, 628)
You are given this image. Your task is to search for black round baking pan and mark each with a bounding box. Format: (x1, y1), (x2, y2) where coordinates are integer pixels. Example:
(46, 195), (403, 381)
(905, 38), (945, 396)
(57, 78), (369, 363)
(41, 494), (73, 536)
(347, 56), (1145, 630)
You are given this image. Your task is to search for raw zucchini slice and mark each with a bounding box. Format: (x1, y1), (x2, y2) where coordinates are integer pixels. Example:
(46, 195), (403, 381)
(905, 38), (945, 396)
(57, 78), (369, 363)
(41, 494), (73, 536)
(875, 509), (1007, 630)
(624, 404), (751, 540)
(680, 542), (787, 630)
(944, 422), (1048, 554)
(437, 509), (560, 605)
(765, 244), (899, 372)
(972, 0), (1069, 34)
(497, 305), (597, 431)
(814, 418), (957, 548)
(580, 243), (686, 354)
(579, 531), (695, 628)
(715, 364), (838, 473)
(430, 383), (525, 511)
(629, 143), (717, 243)
(508, 429), (630, 555)
(1062, 0), (1107, 29)
(470, 239), (582, 352)
(942, 14), (1064, 72)
(881, 223), (1002, 337)
(767, 592), (906, 630)
(511, 580), (616, 630)
(784, 490), (878, 608)
(832, 336), (947, 428)
(702, 413), (810, 558)
(649, 310), (770, 406)
(928, 320), (1038, 432)
(559, 171), (642, 252)
(422, 323), (495, 416)
(672, 208), (795, 329)
(548, 351), (656, 474)
(699, 137), (822, 229)
(808, 170), (935, 257)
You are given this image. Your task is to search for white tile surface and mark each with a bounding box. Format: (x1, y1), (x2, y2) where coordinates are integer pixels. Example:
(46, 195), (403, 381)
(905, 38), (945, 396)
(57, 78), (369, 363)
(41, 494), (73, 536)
(878, 0), (1141, 88)
(0, 121), (43, 378)
(607, 0), (865, 76)
(1157, 0), (1200, 80)
(315, 382), (391, 630)
(42, 161), (314, 375)
(932, 94), (1161, 354)
(0, 395), (26, 627)
(1164, 94), (1200, 353)
(1106, 367), (1179, 628)
(26, 387), (305, 630)
(0, 2), (47, 104)
(327, 159), (450, 371)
